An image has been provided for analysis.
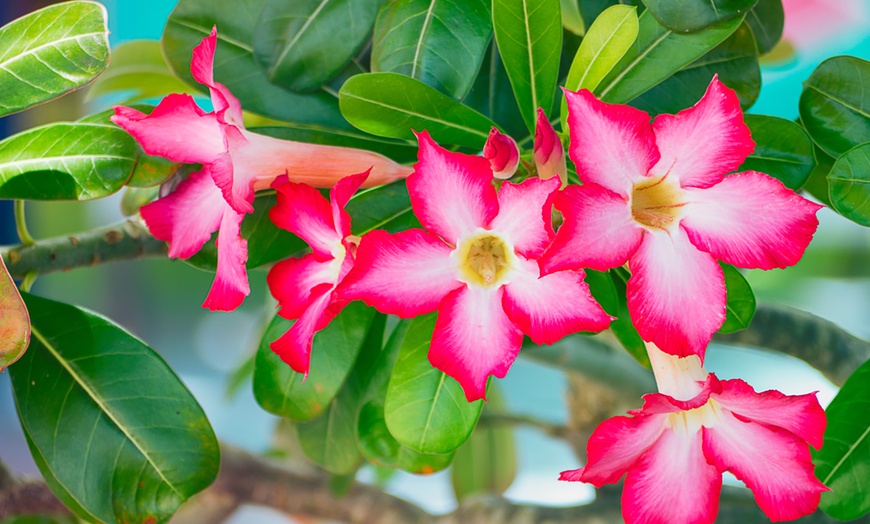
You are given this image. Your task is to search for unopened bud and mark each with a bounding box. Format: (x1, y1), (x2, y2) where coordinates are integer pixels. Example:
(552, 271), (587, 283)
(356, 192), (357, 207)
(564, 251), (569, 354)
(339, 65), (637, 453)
(534, 108), (567, 186)
(483, 127), (519, 180)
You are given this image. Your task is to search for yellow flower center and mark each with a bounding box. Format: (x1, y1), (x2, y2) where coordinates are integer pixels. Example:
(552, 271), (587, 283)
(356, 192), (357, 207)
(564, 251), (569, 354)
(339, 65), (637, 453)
(631, 175), (686, 230)
(455, 232), (514, 287)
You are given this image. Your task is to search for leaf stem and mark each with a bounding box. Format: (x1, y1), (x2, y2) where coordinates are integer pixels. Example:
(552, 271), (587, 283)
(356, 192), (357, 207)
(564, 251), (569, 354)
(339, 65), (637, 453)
(20, 271), (37, 293)
(13, 201), (35, 246)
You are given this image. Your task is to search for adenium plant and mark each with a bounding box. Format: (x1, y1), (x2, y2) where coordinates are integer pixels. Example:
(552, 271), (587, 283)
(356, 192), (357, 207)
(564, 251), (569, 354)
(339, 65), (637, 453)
(0, 1), (869, 523)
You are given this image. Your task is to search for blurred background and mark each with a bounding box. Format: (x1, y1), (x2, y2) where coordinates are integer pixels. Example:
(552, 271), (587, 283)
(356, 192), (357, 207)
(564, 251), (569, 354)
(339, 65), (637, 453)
(1, 0), (869, 520)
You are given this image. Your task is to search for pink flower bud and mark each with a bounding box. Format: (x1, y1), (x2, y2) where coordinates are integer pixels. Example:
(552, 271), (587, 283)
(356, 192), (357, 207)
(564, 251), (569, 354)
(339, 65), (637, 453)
(483, 127), (519, 179)
(534, 108), (567, 186)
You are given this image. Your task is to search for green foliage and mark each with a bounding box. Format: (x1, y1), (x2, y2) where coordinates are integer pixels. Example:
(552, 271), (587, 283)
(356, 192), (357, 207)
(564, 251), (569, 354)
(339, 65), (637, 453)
(826, 143), (870, 228)
(745, 0), (784, 55)
(87, 40), (193, 104)
(719, 264), (756, 334)
(560, 0), (586, 36)
(643, 0), (757, 33)
(463, 44), (528, 139)
(9, 293), (219, 524)
(740, 115), (816, 190)
(0, 2), (109, 118)
(585, 269), (649, 368)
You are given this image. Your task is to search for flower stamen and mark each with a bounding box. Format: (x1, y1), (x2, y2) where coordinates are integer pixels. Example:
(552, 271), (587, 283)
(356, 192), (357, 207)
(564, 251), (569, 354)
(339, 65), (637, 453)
(631, 175), (686, 230)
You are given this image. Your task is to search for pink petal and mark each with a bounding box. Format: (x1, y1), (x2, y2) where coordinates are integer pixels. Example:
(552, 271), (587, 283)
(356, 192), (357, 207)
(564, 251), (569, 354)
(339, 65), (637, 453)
(533, 108), (567, 185)
(338, 229), (461, 317)
(635, 375), (721, 414)
(649, 77), (755, 189)
(190, 27), (244, 126)
(209, 125), (255, 215)
(268, 255), (338, 320)
(714, 379), (826, 450)
(409, 131), (498, 244)
(483, 127), (519, 180)
(703, 409), (828, 521)
(539, 183), (643, 274)
(623, 426), (722, 524)
(488, 177), (560, 258)
(563, 88), (659, 196)
(111, 95), (225, 165)
(503, 258), (611, 345)
(139, 169), (225, 259)
(627, 228), (725, 360)
(682, 171), (823, 270)
(202, 207), (250, 311)
(429, 286), (523, 402)
(270, 287), (338, 376)
(330, 171), (369, 239)
(570, 414), (667, 486)
(270, 176), (342, 260)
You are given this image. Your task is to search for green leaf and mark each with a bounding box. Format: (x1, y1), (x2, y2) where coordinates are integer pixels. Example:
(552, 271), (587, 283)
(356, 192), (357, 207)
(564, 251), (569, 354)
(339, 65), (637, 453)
(827, 142), (870, 228)
(492, 0), (562, 133)
(9, 293), (219, 524)
(0, 515), (78, 524)
(0, 1), (109, 118)
(86, 40), (193, 104)
(745, 0), (784, 55)
(253, 302), (376, 421)
(0, 258), (29, 371)
(339, 72), (497, 149)
(561, 4), (638, 130)
(799, 56), (870, 158)
(384, 313), (484, 454)
(347, 180), (416, 235)
(560, 0), (586, 36)
(802, 144), (834, 207)
(372, 0), (492, 100)
(587, 268), (649, 367)
(814, 357), (870, 520)
(163, 0), (351, 128)
(253, 0), (383, 93)
(631, 21), (760, 115)
(253, 125), (418, 164)
(0, 123), (136, 201)
(643, 0), (756, 33)
(719, 264), (755, 334)
(357, 319), (454, 474)
(463, 43), (529, 139)
(596, 10), (743, 104)
(740, 115), (815, 191)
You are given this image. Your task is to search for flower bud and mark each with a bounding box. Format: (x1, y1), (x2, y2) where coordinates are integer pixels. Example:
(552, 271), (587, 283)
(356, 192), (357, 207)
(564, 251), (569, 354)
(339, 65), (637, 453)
(534, 108), (567, 186)
(483, 127), (519, 179)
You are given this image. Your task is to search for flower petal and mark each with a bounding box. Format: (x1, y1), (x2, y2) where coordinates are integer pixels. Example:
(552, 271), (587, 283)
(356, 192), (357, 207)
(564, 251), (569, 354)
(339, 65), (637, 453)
(111, 94), (225, 164)
(190, 27), (244, 126)
(409, 131), (498, 244)
(209, 125), (255, 214)
(270, 175), (341, 259)
(682, 171), (822, 269)
(330, 171), (369, 239)
(649, 77), (755, 189)
(339, 229), (461, 317)
(627, 228), (725, 360)
(539, 183), (643, 274)
(268, 255), (338, 320)
(139, 169), (224, 259)
(715, 379), (826, 450)
(270, 287), (337, 376)
(488, 177), (560, 258)
(429, 286), (523, 402)
(564, 88), (659, 196)
(202, 207), (249, 312)
(623, 426), (722, 524)
(703, 408), (828, 522)
(503, 258), (611, 345)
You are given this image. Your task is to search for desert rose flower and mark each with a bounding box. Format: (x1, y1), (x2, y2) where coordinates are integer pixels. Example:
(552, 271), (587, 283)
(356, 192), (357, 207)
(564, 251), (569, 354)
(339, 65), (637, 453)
(539, 77), (822, 359)
(533, 108), (567, 186)
(111, 27), (412, 311)
(483, 127), (520, 179)
(561, 342), (828, 524)
(340, 131), (611, 402)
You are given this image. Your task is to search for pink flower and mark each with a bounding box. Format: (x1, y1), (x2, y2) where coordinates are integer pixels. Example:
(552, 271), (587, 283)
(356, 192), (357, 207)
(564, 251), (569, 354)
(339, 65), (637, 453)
(561, 343), (828, 524)
(340, 131), (612, 401)
(539, 77), (822, 359)
(267, 172), (368, 375)
(111, 27), (412, 311)
(533, 108), (567, 186)
(483, 127), (520, 180)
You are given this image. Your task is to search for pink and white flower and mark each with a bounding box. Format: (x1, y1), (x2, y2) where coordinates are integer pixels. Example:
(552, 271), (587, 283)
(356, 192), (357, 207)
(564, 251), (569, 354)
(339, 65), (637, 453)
(539, 77), (822, 359)
(533, 108), (567, 186)
(267, 171), (368, 375)
(111, 27), (412, 311)
(340, 131), (612, 402)
(561, 343), (828, 524)
(483, 127), (520, 180)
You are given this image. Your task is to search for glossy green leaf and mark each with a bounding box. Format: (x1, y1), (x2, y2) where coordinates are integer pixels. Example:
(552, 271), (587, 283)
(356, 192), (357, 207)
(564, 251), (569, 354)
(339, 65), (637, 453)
(577, 0), (643, 26)
(596, 10), (743, 104)
(814, 356), (870, 519)
(384, 313), (484, 454)
(0, 123), (136, 201)
(87, 40), (193, 104)
(740, 115), (815, 191)
(0, 258), (29, 371)
(827, 142), (870, 228)
(347, 180), (416, 235)
(0, 515), (78, 524)
(643, 0), (756, 33)
(340, 72), (497, 149)
(0, 2), (109, 118)
(9, 293), (219, 524)
(463, 43), (529, 139)
(745, 0), (784, 54)
(587, 268), (649, 367)
(493, 0), (562, 133)
(631, 21), (760, 115)
(450, 384), (516, 501)
(372, 0), (492, 100)
(254, 302), (376, 421)
(561, 4), (638, 130)
(803, 144), (834, 207)
(254, 0), (382, 93)
(719, 264), (756, 334)
(163, 0), (350, 128)
(253, 125), (418, 164)
(561, 0), (586, 35)
(357, 319), (454, 474)
(799, 56), (870, 158)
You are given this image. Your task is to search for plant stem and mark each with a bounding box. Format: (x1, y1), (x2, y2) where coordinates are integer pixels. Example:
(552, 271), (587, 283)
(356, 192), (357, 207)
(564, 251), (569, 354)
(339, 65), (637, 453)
(13, 201), (35, 247)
